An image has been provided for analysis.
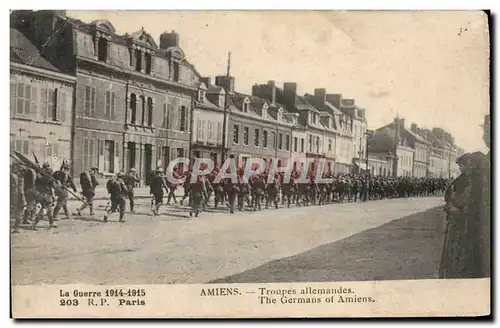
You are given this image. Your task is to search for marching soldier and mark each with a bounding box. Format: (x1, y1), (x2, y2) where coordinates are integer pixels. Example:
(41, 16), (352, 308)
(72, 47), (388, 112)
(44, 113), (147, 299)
(150, 168), (169, 215)
(32, 162), (56, 230)
(123, 168), (140, 212)
(104, 172), (128, 223)
(22, 165), (38, 225)
(189, 175), (208, 217)
(10, 162), (26, 233)
(77, 166), (99, 216)
(52, 163), (77, 221)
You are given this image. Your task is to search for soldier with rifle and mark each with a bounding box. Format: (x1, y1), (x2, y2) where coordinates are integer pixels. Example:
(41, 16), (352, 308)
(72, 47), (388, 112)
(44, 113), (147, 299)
(52, 161), (77, 221)
(123, 168), (140, 213)
(150, 167), (169, 215)
(104, 172), (128, 223)
(77, 166), (99, 217)
(32, 162), (57, 230)
(10, 162), (26, 233)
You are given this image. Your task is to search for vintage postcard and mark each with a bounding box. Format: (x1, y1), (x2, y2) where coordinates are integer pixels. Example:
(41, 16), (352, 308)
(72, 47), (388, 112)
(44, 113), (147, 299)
(9, 10), (491, 318)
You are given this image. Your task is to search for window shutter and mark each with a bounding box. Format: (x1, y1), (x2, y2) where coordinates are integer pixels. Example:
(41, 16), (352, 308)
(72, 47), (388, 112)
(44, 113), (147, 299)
(217, 122), (222, 144)
(91, 87), (96, 117)
(197, 118), (202, 141)
(22, 140), (30, 155)
(111, 92), (116, 120)
(105, 91), (110, 118)
(89, 138), (95, 170)
(60, 91), (67, 123)
(162, 102), (167, 128)
(10, 80), (17, 117)
(114, 141), (120, 173)
(98, 139), (105, 173)
(26, 84), (34, 116)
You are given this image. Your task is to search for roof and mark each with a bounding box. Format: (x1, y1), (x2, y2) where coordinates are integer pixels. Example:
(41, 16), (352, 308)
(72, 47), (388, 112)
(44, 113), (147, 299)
(10, 27), (61, 72)
(296, 96), (319, 113)
(406, 128), (431, 145)
(207, 85), (224, 94)
(325, 101), (343, 115)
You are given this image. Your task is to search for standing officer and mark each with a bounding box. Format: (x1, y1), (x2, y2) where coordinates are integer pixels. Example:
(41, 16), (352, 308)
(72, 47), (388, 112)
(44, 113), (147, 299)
(104, 172), (128, 223)
(123, 168), (140, 212)
(77, 166), (99, 216)
(52, 163), (77, 220)
(10, 162), (26, 233)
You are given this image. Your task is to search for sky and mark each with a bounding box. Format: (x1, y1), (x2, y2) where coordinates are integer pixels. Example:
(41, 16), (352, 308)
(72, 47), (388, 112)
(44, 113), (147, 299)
(68, 10), (490, 153)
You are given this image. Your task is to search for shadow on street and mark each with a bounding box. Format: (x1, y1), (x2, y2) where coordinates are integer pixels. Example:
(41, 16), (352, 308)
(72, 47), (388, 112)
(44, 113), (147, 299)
(209, 206), (446, 283)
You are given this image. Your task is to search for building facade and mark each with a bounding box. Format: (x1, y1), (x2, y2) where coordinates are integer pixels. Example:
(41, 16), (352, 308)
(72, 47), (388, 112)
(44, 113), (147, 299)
(191, 78), (227, 168)
(367, 153), (394, 177)
(10, 25), (76, 169)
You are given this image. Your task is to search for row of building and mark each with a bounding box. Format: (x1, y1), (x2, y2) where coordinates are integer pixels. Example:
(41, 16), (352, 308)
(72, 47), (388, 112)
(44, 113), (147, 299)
(10, 10), (462, 186)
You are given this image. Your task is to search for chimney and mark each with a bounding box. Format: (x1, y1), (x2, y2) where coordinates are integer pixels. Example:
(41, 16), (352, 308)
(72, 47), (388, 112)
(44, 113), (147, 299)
(411, 123), (417, 133)
(215, 76), (235, 94)
(283, 82), (297, 106)
(200, 77), (211, 87)
(159, 30), (180, 49)
(314, 88), (326, 110)
(326, 94), (342, 109)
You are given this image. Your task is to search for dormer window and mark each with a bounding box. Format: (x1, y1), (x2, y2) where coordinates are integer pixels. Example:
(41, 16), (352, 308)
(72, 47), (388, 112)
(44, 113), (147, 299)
(135, 50), (142, 72)
(242, 98), (250, 113)
(97, 37), (108, 62)
(277, 108), (283, 121)
(198, 90), (205, 102)
(313, 113), (317, 124)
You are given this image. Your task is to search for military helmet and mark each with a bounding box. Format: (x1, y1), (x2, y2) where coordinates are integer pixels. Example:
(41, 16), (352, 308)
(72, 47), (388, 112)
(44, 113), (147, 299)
(91, 165), (98, 171)
(117, 172), (124, 177)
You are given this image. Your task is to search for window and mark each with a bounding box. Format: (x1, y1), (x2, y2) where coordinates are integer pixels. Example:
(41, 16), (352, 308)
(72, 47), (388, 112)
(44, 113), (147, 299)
(104, 140), (115, 173)
(313, 113), (317, 124)
(294, 137), (298, 152)
(129, 93), (137, 124)
(308, 135), (313, 152)
(14, 83), (32, 116)
(105, 91), (116, 119)
(82, 137), (96, 172)
(135, 50), (142, 72)
(278, 133), (283, 150)
(198, 90), (205, 102)
(46, 88), (57, 121)
(316, 136), (320, 153)
(243, 127), (249, 145)
(271, 132), (276, 148)
(84, 85), (96, 117)
(12, 137), (30, 155)
(180, 106), (187, 131)
(217, 122), (222, 144)
(233, 125), (239, 144)
(254, 129), (260, 146)
(173, 61), (180, 82)
(145, 53), (152, 74)
(207, 121), (214, 142)
(162, 102), (168, 128)
(45, 141), (59, 161)
(285, 134), (290, 151)
(97, 38), (108, 62)
(198, 119), (205, 140)
(328, 139), (332, 151)
(242, 100), (249, 113)
(263, 130), (268, 147)
(301, 138), (305, 153)
(147, 97), (153, 126)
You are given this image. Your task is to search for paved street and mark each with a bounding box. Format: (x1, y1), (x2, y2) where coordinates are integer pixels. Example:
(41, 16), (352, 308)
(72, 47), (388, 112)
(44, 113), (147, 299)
(11, 196), (445, 285)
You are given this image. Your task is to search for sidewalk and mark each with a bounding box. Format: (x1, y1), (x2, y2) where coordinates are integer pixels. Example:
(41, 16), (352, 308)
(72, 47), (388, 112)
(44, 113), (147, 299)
(68, 186), (186, 201)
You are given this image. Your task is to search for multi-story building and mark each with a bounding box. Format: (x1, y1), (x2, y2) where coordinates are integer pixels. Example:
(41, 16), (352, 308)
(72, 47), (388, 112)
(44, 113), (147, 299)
(12, 11), (202, 184)
(339, 98), (368, 171)
(408, 123), (431, 178)
(367, 153), (394, 177)
(10, 23), (76, 169)
(191, 77), (227, 168)
(228, 80), (293, 169)
(428, 148), (443, 178)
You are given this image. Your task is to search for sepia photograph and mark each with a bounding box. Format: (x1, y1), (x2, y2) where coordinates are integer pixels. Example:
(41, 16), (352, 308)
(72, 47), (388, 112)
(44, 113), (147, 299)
(9, 9), (491, 318)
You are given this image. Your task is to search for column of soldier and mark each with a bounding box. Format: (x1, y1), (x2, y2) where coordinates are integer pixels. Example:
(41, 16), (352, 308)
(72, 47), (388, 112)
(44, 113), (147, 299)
(10, 159), (449, 233)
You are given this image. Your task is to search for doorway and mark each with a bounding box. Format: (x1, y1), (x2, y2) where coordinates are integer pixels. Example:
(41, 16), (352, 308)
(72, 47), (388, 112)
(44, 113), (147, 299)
(128, 142), (136, 171)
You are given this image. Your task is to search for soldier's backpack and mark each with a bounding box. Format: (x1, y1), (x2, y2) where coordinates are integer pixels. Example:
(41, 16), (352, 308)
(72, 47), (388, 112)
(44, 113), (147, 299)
(106, 179), (119, 194)
(80, 171), (92, 189)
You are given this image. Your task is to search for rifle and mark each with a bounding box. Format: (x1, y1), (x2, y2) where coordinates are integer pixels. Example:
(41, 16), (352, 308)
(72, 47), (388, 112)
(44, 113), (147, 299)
(11, 151), (89, 206)
(32, 152), (40, 166)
